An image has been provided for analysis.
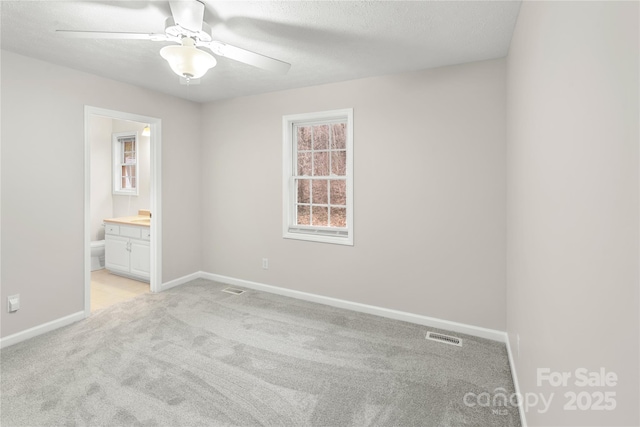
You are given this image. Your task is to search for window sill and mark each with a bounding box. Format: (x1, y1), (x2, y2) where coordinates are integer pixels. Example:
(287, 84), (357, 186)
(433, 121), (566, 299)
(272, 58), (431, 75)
(284, 228), (353, 246)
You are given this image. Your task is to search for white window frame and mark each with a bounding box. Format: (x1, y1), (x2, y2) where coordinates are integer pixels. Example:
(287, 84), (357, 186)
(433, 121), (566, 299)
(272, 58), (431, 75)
(112, 132), (139, 196)
(282, 108), (354, 246)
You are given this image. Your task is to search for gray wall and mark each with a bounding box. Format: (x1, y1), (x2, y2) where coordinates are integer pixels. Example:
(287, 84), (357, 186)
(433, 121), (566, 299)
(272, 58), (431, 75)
(506, 2), (639, 426)
(89, 116), (113, 242)
(201, 59), (507, 331)
(1, 51), (203, 338)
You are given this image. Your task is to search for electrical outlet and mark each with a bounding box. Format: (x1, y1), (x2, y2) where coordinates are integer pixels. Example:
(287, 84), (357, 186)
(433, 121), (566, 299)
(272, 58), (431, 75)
(262, 258), (269, 270)
(7, 294), (20, 313)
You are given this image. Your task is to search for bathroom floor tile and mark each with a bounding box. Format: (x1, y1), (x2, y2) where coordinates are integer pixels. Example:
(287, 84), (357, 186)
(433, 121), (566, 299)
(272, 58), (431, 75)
(90, 269), (149, 312)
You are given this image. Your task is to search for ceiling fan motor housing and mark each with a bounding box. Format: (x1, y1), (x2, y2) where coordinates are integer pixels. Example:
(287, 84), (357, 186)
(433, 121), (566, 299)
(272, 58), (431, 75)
(164, 17), (212, 43)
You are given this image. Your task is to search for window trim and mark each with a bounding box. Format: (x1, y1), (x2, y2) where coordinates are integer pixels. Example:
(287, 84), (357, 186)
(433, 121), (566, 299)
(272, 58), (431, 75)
(282, 108), (354, 246)
(112, 131), (139, 196)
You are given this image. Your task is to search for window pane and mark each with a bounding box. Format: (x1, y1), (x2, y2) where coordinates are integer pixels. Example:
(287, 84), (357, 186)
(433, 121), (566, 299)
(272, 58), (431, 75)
(124, 152), (136, 164)
(297, 152), (311, 176)
(121, 165), (136, 189)
(330, 180), (346, 205)
(331, 123), (346, 149)
(297, 205), (310, 225)
(312, 206), (328, 226)
(312, 180), (328, 204)
(331, 151), (346, 176)
(313, 152), (329, 176)
(330, 207), (347, 227)
(312, 125), (329, 150)
(121, 176), (136, 190)
(297, 126), (312, 151)
(121, 165), (136, 177)
(297, 179), (310, 204)
(124, 140), (135, 153)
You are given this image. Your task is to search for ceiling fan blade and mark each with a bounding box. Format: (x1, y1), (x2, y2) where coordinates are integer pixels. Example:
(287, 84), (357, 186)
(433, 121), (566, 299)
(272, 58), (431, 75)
(169, 0), (204, 33)
(56, 30), (168, 41)
(205, 41), (291, 74)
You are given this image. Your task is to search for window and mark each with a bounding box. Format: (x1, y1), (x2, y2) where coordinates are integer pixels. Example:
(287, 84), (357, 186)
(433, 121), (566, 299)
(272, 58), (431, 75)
(112, 132), (139, 196)
(283, 108), (353, 245)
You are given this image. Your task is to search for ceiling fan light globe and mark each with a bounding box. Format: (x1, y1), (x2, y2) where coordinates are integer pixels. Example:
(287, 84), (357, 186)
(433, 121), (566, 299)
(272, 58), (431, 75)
(160, 40), (216, 79)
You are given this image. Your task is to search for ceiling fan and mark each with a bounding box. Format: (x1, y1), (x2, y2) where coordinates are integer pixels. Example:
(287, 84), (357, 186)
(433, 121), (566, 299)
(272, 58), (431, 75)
(56, 0), (291, 82)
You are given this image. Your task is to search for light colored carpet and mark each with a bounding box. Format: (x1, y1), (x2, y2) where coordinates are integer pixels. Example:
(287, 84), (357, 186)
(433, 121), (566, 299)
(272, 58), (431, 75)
(1, 279), (521, 426)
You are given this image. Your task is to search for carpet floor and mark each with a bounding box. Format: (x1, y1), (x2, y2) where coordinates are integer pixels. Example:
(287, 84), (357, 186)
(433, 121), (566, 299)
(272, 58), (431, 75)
(1, 279), (521, 426)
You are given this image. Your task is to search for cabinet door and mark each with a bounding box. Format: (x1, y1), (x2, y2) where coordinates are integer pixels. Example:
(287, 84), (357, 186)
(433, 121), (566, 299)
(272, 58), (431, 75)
(130, 239), (150, 278)
(105, 235), (130, 273)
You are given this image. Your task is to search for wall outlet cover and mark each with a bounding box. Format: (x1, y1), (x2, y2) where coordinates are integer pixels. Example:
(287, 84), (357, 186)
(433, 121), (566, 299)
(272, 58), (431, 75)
(8, 294), (20, 312)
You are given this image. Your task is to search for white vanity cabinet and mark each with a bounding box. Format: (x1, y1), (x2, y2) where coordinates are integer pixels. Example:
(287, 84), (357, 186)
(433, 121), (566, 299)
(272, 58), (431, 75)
(104, 223), (150, 282)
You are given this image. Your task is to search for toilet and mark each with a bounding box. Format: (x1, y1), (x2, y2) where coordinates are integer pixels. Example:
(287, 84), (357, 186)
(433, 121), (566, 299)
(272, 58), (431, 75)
(90, 240), (105, 271)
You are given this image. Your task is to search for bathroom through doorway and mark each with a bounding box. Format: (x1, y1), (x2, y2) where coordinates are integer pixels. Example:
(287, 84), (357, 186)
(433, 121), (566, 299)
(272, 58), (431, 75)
(84, 107), (162, 316)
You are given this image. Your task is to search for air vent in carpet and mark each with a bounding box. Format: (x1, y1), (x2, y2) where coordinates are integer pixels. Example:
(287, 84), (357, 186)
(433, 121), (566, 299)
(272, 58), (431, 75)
(221, 287), (245, 295)
(426, 331), (462, 347)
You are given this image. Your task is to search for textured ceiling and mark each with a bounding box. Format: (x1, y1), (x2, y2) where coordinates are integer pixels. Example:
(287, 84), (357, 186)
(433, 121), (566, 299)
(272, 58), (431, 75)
(0, 1), (521, 103)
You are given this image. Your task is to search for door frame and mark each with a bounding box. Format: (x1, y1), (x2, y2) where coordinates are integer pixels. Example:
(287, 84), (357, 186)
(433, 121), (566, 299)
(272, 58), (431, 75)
(84, 106), (162, 317)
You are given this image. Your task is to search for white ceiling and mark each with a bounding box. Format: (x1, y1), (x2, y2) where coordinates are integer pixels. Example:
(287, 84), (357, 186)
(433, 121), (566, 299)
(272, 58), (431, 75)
(1, 1), (521, 103)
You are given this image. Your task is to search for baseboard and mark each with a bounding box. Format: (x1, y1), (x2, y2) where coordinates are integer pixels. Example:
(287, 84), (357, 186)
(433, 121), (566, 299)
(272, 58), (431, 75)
(200, 271), (506, 342)
(505, 333), (528, 427)
(159, 271), (202, 292)
(0, 311), (85, 349)
(1, 272), (509, 362)
(1, 270), (200, 348)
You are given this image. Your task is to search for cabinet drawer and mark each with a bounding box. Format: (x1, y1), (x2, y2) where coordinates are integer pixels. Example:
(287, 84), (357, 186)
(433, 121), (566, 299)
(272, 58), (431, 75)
(105, 224), (120, 235)
(120, 226), (141, 239)
(141, 228), (151, 241)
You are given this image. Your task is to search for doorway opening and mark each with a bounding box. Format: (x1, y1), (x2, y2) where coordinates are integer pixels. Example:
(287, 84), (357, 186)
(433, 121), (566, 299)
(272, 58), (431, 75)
(84, 107), (162, 316)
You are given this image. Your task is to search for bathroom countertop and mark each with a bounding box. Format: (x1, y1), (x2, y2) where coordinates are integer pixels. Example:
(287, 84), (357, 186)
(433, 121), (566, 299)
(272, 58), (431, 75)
(104, 210), (151, 227)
